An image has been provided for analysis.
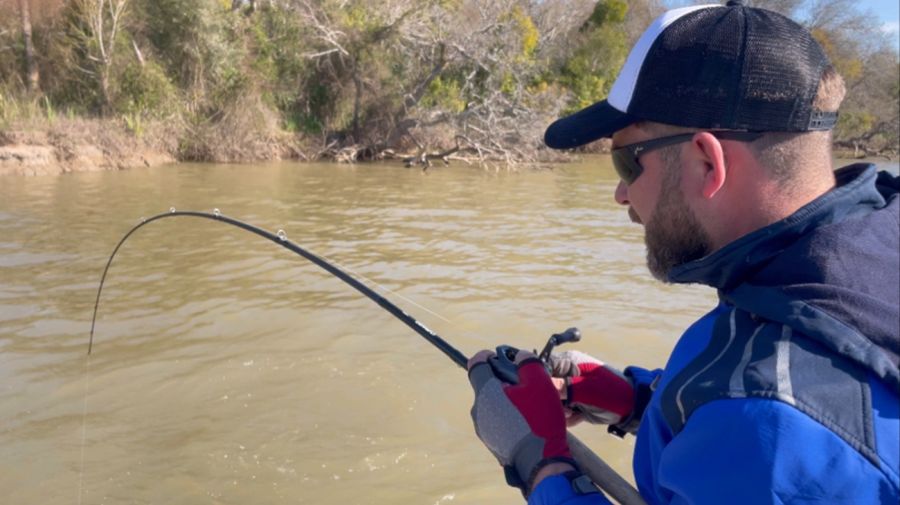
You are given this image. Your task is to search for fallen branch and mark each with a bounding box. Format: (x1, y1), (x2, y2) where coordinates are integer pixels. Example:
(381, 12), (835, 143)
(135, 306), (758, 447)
(399, 139), (476, 170)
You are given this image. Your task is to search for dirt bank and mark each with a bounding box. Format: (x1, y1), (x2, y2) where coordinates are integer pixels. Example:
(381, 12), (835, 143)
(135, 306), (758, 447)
(0, 119), (177, 176)
(0, 113), (308, 176)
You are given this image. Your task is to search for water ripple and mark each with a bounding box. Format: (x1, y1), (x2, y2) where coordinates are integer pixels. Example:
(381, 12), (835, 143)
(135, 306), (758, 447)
(0, 159), (722, 504)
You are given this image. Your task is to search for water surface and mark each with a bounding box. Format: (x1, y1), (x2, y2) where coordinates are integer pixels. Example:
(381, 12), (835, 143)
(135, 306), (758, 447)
(0, 157), (891, 504)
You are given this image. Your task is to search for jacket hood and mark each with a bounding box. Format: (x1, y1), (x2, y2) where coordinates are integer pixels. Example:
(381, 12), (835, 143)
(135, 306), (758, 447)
(670, 164), (899, 389)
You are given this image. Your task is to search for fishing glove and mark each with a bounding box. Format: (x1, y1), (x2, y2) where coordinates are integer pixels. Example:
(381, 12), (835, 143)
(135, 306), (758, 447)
(547, 351), (636, 430)
(467, 350), (575, 496)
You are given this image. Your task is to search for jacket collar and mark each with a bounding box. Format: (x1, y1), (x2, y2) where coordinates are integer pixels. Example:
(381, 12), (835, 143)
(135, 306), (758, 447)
(668, 164), (883, 291)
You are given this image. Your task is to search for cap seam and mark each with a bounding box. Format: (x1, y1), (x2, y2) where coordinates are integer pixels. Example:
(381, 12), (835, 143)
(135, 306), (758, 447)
(732, 7), (751, 128)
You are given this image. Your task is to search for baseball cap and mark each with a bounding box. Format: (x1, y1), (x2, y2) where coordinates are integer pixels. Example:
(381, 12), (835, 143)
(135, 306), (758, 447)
(544, 0), (838, 149)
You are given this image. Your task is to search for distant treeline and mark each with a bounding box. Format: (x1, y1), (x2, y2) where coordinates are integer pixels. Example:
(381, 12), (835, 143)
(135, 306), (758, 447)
(0, 0), (897, 164)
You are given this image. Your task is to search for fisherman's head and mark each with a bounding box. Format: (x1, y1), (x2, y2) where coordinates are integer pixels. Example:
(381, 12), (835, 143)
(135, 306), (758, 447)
(544, 1), (846, 281)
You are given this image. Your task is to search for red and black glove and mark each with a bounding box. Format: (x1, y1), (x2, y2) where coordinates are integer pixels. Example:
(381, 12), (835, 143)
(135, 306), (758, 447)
(548, 350), (635, 426)
(468, 350), (575, 496)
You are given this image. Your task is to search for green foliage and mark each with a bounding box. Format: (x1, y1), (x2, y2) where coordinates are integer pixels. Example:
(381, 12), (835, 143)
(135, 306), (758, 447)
(811, 28), (862, 82)
(585, 0), (628, 30)
(122, 110), (143, 136)
(500, 72), (517, 96)
(810, 22), (898, 152)
(277, 80), (330, 134)
(42, 96), (55, 123)
(508, 5), (540, 63)
(342, 2), (379, 31)
(892, 65), (900, 99)
(247, 6), (318, 132)
(0, 91), (10, 127)
(115, 61), (178, 118)
(0, 92), (56, 126)
(0, 28), (20, 92)
(559, 8), (628, 115)
(835, 111), (875, 140)
(567, 74), (607, 111)
(0, 0), (894, 159)
(47, 0), (127, 113)
(422, 76), (466, 112)
(136, 0), (246, 111)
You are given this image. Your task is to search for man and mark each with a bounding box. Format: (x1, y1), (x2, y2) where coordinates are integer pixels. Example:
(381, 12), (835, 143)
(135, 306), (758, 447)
(465, 2), (899, 504)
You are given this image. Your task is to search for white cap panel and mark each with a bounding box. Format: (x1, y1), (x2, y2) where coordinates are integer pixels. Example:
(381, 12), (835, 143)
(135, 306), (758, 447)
(608, 4), (719, 113)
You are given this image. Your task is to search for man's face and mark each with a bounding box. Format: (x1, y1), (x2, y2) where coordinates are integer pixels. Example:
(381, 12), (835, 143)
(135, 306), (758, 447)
(643, 164), (713, 281)
(611, 125), (713, 281)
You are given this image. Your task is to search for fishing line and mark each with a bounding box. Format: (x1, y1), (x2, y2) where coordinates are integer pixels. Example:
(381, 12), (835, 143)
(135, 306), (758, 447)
(310, 254), (451, 324)
(77, 355), (90, 505)
(83, 208), (644, 505)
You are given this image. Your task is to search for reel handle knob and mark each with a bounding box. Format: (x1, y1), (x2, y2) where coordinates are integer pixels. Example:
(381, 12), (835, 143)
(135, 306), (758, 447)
(538, 327), (582, 361)
(553, 327), (581, 344)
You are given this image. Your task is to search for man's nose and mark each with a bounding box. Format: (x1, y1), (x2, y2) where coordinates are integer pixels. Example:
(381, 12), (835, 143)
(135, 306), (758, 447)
(614, 180), (629, 206)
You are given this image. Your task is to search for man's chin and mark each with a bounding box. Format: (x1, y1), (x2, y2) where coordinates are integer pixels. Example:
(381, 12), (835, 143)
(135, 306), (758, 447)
(645, 254), (672, 283)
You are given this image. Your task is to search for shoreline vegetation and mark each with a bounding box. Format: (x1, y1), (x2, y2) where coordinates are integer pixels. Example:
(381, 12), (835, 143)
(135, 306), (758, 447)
(1, 0), (897, 176)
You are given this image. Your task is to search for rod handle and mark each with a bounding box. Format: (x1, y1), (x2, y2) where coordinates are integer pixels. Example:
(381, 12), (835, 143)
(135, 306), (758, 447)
(567, 432), (647, 505)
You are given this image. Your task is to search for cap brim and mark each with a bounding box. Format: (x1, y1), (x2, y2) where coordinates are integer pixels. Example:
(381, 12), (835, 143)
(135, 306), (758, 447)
(544, 100), (635, 149)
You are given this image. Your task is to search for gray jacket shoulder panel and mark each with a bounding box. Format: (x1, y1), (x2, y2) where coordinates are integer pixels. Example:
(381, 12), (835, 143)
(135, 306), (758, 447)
(659, 307), (878, 466)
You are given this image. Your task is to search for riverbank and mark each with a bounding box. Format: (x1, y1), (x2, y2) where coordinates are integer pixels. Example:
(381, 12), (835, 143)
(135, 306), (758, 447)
(0, 114), (311, 176)
(0, 117), (892, 177)
(0, 119), (174, 176)
(0, 115), (572, 176)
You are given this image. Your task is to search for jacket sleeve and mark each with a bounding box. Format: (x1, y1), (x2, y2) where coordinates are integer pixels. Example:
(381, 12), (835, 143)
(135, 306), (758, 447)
(527, 474), (614, 505)
(655, 397), (889, 504)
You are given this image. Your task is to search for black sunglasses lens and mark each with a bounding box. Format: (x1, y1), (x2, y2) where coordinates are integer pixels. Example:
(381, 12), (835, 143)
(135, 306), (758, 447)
(611, 150), (641, 184)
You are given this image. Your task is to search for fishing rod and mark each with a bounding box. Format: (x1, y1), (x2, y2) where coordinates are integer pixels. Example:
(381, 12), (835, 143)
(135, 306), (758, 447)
(88, 209), (465, 362)
(88, 209), (646, 505)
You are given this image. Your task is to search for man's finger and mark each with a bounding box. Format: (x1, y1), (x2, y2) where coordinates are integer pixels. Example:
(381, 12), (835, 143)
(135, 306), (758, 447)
(566, 411), (584, 427)
(512, 349), (537, 365)
(467, 349), (495, 371)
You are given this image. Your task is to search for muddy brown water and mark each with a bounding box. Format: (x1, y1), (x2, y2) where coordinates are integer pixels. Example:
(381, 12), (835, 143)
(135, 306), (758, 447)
(0, 158), (894, 504)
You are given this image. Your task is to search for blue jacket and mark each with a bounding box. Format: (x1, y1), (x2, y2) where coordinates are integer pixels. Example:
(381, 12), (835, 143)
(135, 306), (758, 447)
(529, 164), (900, 505)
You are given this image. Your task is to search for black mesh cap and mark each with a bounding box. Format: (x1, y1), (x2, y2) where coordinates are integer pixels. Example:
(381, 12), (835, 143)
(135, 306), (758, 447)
(544, 1), (838, 149)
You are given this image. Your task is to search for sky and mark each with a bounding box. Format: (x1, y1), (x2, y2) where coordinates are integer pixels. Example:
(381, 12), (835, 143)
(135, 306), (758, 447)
(866, 0), (900, 51)
(664, 0), (900, 52)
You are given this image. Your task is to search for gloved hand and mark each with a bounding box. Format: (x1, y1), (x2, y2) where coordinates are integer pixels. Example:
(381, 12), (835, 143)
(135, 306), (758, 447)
(467, 350), (575, 496)
(547, 350), (634, 426)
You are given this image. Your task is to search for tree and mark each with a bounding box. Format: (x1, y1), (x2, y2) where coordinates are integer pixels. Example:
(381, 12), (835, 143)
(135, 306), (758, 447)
(1, 0), (892, 163)
(804, 0), (899, 156)
(65, 0), (129, 113)
(18, 0), (40, 94)
(556, 1), (629, 114)
(741, 0), (805, 16)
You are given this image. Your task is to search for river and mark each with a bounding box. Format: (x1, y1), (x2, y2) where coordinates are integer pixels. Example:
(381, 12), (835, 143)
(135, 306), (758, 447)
(0, 157), (895, 504)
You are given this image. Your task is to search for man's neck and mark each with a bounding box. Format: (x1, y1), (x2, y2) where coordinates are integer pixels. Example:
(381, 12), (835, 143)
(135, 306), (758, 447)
(710, 170), (837, 251)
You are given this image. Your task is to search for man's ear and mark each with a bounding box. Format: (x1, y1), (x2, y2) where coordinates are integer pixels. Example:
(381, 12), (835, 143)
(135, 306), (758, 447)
(690, 132), (727, 199)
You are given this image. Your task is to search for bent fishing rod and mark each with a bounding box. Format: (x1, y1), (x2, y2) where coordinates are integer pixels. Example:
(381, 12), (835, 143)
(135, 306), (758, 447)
(88, 210), (646, 505)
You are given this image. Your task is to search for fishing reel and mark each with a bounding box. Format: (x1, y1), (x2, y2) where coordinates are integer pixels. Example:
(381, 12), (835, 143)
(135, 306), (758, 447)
(488, 327), (582, 384)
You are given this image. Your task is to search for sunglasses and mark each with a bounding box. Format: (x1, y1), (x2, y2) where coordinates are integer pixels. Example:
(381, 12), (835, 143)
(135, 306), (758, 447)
(611, 131), (763, 184)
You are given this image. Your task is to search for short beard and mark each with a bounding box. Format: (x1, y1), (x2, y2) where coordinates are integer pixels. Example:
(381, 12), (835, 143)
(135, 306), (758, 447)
(643, 156), (713, 282)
